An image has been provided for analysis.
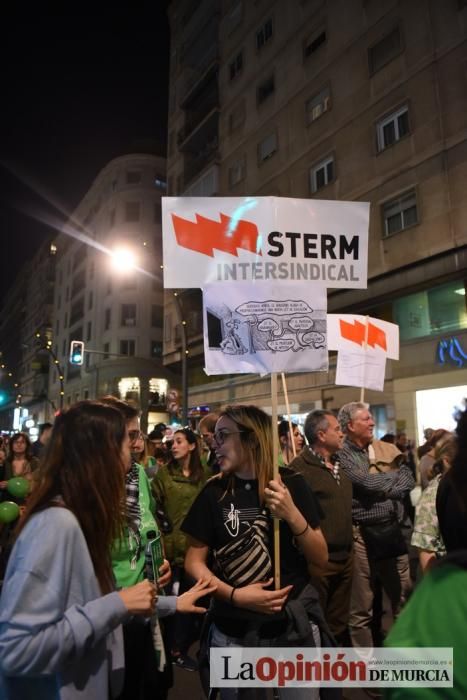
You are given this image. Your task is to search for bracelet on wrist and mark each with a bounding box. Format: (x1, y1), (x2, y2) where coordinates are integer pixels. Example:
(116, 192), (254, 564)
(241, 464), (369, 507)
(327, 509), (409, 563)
(230, 587), (237, 606)
(293, 522), (309, 537)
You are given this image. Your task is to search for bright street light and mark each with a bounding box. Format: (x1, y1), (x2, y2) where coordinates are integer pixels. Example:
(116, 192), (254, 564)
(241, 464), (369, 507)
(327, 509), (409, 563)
(110, 247), (138, 273)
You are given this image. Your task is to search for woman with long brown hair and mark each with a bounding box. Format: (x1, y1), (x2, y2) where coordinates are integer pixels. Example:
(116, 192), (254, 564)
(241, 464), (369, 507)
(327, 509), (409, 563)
(0, 401), (155, 700)
(152, 427), (209, 670)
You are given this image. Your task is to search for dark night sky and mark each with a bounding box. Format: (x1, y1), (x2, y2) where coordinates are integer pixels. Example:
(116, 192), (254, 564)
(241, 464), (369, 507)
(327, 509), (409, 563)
(0, 5), (170, 298)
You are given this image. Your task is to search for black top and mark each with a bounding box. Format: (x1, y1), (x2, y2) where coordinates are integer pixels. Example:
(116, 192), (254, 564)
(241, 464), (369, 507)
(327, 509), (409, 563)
(182, 466), (321, 637)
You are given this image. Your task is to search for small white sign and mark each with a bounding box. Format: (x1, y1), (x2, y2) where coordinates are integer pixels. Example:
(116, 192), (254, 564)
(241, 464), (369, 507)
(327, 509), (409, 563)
(327, 314), (399, 360)
(335, 350), (387, 391)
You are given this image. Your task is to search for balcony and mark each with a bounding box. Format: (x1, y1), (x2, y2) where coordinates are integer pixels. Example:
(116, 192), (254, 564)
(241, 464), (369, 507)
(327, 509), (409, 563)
(180, 43), (219, 108)
(183, 136), (219, 189)
(177, 87), (219, 150)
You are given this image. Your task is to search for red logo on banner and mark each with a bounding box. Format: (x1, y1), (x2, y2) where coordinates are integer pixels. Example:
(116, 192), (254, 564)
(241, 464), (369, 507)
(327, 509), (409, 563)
(171, 213), (261, 258)
(339, 319), (387, 350)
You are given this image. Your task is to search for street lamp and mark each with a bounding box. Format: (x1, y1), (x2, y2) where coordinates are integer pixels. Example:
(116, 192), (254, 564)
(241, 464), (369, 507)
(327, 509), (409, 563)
(110, 247), (139, 274)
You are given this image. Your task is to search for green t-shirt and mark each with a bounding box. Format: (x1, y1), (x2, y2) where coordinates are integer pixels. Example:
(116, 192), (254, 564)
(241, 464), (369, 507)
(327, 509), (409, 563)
(384, 563), (466, 699)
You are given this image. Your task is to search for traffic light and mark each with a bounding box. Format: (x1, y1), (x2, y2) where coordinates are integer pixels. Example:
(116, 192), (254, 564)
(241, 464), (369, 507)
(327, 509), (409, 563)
(69, 341), (85, 366)
(0, 390), (7, 405)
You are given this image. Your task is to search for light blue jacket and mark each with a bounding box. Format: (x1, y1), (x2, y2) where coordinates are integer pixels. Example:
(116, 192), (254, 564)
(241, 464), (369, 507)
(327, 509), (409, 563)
(0, 507), (130, 699)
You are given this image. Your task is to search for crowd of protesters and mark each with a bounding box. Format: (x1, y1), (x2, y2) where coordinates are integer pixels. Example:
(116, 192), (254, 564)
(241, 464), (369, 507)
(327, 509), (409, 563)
(0, 398), (465, 699)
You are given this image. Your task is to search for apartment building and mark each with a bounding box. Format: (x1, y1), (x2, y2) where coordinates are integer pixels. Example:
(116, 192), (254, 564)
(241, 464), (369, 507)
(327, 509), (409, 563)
(164, 0), (467, 439)
(49, 153), (174, 430)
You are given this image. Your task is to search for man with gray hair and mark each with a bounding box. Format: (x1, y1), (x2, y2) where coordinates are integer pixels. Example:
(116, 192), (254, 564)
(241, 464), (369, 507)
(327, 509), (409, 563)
(289, 409), (353, 645)
(337, 402), (414, 649)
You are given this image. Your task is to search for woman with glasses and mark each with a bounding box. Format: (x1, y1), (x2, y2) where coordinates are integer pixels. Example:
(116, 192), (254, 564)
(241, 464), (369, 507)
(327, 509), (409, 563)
(182, 405), (331, 700)
(0, 401), (156, 700)
(152, 427), (209, 671)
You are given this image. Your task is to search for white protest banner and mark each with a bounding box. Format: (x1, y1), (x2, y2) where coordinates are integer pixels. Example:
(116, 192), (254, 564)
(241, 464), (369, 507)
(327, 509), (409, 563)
(162, 197), (369, 289)
(327, 314), (399, 360)
(335, 350), (386, 391)
(203, 282), (328, 376)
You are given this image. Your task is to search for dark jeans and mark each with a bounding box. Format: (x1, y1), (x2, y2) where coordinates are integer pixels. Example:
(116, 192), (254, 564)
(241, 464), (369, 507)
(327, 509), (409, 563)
(165, 564), (203, 655)
(118, 617), (173, 700)
(311, 552), (353, 646)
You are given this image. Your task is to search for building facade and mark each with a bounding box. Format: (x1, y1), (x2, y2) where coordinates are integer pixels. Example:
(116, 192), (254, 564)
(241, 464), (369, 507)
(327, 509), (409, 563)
(49, 153), (174, 430)
(164, 0), (467, 441)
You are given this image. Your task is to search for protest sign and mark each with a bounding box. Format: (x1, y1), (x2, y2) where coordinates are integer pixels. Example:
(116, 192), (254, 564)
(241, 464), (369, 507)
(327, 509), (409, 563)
(203, 282), (327, 375)
(162, 197), (369, 289)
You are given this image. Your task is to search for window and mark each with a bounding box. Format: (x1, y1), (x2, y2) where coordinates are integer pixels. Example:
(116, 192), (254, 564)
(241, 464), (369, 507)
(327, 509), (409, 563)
(394, 280), (467, 341)
(121, 303), (137, 326)
(164, 314), (172, 342)
(257, 75), (275, 105)
(151, 304), (163, 327)
(377, 105), (409, 151)
(103, 342), (110, 360)
(227, 0), (243, 33)
(306, 87), (331, 124)
(304, 29), (326, 59)
(105, 308), (111, 330)
(229, 101), (246, 133)
(256, 17), (273, 50)
(258, 133), (277, 162)
(86, 321), (92, 341)
(151, 340), (163, 357)
(55, 319), (59, 335)
(126, 171), (142, 184)
(382, 189), (418, 236)
(368, 25), (402, 74)
(228, 157), (246, 187)
(85, 353), (90, 370)
(155, 175), (167, 190)
(229, 51), (243, 81)
(120, 339), (136, 356)
(125, 202), (140, 222)
(88, 291), (93, 310)
(310, 156), (334, 193)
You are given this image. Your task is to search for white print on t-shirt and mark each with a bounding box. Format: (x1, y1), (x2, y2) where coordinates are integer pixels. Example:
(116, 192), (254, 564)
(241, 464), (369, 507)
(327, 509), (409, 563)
(224, 503), (240, 537)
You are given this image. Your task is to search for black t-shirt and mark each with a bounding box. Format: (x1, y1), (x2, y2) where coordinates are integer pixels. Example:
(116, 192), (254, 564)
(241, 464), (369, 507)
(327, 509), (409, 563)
(181, 467), (321, 636)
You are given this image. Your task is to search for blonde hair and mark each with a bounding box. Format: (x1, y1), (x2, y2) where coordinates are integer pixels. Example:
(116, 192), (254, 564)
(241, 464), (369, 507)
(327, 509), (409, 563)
(219, 404), (274, 504)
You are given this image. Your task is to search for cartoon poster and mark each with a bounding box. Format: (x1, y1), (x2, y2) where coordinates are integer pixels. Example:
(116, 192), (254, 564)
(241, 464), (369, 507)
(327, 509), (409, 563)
(162, 197), (370, 290)
(203, 282), (328, 375)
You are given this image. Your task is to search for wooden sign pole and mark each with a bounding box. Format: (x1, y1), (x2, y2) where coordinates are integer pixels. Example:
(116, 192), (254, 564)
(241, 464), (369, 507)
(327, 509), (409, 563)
(271, 372), (281, 589)
(359, 315), (370, 404)
(281, 372), (296, 458)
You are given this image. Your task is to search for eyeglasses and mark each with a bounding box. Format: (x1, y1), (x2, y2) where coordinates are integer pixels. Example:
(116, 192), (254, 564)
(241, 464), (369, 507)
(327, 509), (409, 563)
(213, 429), (246, 445)
(128, 430), (144, 442)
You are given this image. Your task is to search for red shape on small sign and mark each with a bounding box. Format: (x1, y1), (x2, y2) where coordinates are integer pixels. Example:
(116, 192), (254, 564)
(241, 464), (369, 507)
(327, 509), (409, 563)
(339, 319), (387, 351)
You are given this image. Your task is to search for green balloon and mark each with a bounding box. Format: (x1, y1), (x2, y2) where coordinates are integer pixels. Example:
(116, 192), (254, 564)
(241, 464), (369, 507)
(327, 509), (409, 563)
(0, 501), (20, 524)
(7, 477), (30, 499)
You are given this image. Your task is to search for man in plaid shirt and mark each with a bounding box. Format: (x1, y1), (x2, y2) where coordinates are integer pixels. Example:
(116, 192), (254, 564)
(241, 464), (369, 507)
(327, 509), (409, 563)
(337, 402), (414, 649)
